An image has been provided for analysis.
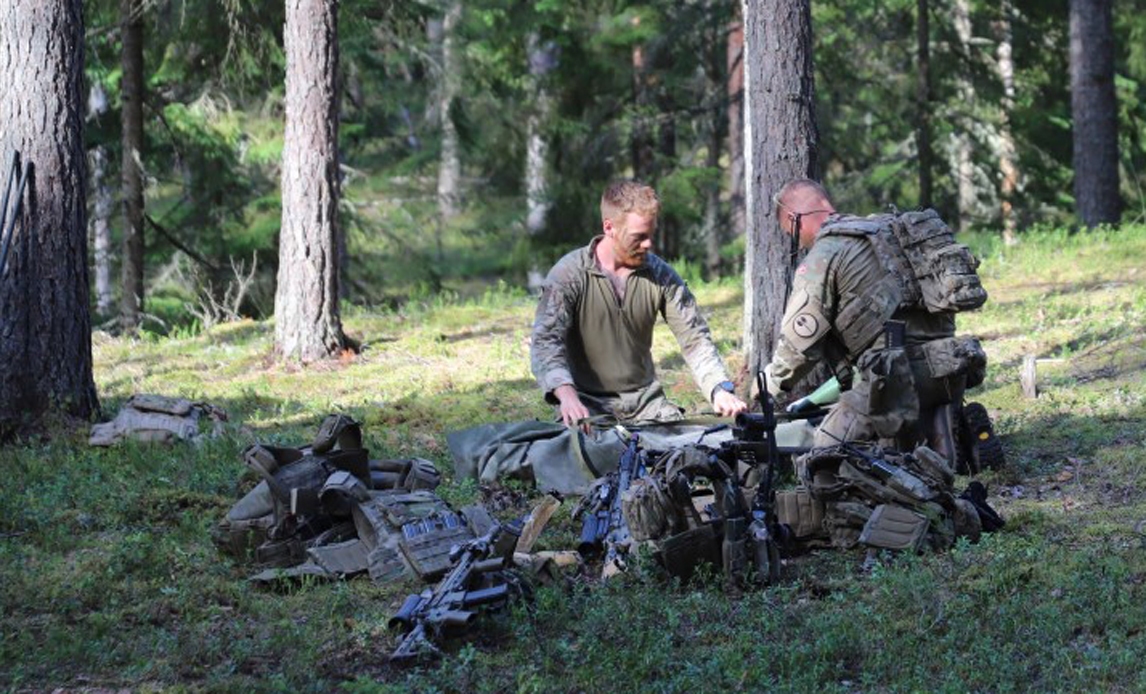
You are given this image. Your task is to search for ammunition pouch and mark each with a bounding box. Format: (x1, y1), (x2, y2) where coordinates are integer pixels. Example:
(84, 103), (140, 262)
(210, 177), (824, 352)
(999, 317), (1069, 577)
(311, 414), (363, 454)
(854, 346), (919, 440)
(920, 336), (987, 388)
(775, 487), (826, 540)
(320, 470), (371, 516)
(399, 511), (472, 580)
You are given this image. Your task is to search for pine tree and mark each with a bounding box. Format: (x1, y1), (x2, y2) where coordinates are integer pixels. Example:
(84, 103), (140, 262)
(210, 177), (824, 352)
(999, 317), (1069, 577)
(0, 0), (99, 435)
(741, 0), (818, 388)
(274, 0), (347, 362)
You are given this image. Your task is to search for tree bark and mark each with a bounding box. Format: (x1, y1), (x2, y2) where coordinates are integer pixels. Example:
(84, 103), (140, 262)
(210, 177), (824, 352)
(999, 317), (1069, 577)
(741, 0), (818, 387)
(87, 82), (114, 316)
(436, 0), (462, 220)
(916, 0), (933, 209)
(1069, 0), (1121, 228)
(952, 0), (976, 232)
(727, 12), (746, 240)
(275, 0), (346, 362)
(525, 32), (556, 236)
(630, 15), (654, 181)
(0, 0), (99, 435)
(996, 0), (1019, 245)
(120, 0), (145, 331)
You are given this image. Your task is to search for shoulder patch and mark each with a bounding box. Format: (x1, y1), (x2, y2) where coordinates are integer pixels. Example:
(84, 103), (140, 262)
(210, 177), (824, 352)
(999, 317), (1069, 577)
(781, 288), (830, 352)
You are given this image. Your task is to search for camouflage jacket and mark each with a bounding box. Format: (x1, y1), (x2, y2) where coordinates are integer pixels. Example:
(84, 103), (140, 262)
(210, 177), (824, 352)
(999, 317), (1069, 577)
(531, 237), (731, 404)
(764, 219), (955, 396)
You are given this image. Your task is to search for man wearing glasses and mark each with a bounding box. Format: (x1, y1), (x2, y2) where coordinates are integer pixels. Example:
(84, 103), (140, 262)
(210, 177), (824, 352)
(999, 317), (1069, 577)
(764, 178), (984, 455)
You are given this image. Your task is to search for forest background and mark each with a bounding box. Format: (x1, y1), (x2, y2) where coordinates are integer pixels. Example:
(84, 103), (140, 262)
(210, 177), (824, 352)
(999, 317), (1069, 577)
(2, 0), (1146, 689)
(76, 0), (1146, 331)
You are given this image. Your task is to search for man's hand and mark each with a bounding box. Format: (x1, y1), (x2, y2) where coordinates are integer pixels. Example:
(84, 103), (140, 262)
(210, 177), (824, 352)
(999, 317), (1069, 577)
(713, 389), (748, 417)
(554, 384), (592, 433)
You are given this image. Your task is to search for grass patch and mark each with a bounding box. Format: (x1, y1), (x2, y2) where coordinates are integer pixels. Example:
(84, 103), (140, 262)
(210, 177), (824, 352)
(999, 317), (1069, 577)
(3, 224), (1146, 689)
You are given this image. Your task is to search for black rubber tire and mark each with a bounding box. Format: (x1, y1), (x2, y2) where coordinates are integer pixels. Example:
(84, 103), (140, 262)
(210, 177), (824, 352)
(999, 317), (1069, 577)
(961, 402), (1006, 471)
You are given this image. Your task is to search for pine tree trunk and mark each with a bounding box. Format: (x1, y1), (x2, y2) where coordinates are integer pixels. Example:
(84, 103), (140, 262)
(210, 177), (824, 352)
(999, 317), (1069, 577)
(88, 82), (114, 317)
(275, 0), (346, 362)
(436, 0), (462, 221)
(952, 0), (976, 232)
(727, 12), (746, 239)
(120, 0), (145, 331)
(0, 0), (99, 435)
(996, 0), (1019, 245)
(525, 32), (555, 236)
(1069, 0), (1121, 228)
(741, 0), (818, 386)
(630, 15), (654, 181)
(916, 0), (933, 208)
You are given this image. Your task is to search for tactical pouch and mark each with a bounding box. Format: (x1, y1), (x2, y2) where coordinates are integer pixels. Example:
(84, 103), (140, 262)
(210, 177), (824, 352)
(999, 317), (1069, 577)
(320, 470), (371, 516)
(892, 210), (988, 313)
(399, 512), (473, 579)
(859, 504), (929, 551)
(822, 501), (872, 549)
(920, 336), (987, 386)
(400, 458), (441, 491)
(855, 346), (920, 440)
(912, 446), (955, 490)
(775, 487), (826, 539)
(312, 414), (363, 454)
(622, 477), (673, 542)
(657, 524), (721, 581)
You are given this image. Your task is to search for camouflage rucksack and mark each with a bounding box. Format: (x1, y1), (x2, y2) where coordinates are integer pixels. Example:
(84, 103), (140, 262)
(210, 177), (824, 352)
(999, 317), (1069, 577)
(819, 209), (987, 321)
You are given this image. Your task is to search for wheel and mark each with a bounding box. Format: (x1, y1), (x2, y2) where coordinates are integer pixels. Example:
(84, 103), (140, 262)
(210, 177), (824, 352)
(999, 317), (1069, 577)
(960, 402), (1006, 471)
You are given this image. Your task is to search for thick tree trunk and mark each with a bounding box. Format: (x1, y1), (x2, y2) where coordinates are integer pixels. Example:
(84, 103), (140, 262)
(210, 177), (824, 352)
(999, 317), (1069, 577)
(87, 82), (114, 316)
(120, 0), (145, 331)
(275, 0), (346, 362)
(0, 0), (99, 435)
(916, 0), (933, 208)
(1069, 0), (1121, 228)
(727, 13), (746, 239)
(525, 32), (555, 236)
(436, 0), (462, 220)
(952, 0), (976, 232)
(741, 0), (818, 387)
(996, 0), (1019, 245)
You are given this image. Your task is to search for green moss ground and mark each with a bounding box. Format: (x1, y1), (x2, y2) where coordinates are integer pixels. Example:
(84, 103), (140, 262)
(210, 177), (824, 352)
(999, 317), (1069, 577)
(3, 227), (1146, 691)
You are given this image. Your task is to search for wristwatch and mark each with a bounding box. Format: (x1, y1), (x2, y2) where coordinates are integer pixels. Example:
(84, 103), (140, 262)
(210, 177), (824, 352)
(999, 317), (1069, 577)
(712, 381), (735, 400)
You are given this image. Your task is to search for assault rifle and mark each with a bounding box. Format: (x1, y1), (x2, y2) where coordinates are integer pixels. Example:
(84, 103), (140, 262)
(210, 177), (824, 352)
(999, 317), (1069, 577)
(710, 372), (790, 584)
(576, 430), (642, 565)
(0, 151), (31, 279)
(388, 521), (520, 662)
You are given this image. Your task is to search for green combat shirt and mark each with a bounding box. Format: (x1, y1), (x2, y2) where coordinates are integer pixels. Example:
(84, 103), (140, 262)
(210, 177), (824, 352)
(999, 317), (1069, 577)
(531, 237), (730, 405)
(764, 221), (955, 396)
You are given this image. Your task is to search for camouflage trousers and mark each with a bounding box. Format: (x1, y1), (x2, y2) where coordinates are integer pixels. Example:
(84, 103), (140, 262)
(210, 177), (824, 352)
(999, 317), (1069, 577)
(557, 380), (685, 425)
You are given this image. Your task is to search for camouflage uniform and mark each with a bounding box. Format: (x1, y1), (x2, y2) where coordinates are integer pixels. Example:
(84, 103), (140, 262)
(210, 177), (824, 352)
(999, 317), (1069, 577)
(764, 215), (967, 450)
(531, 236), (732, 422)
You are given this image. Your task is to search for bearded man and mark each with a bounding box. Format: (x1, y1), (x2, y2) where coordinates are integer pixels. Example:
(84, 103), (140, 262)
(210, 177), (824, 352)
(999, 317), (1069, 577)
(531, 180), (747, 430)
